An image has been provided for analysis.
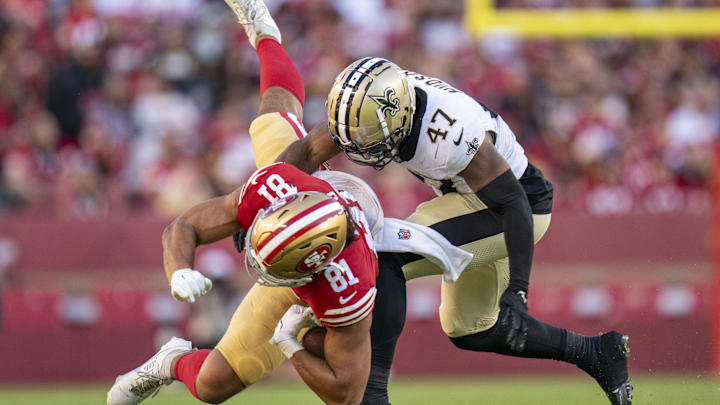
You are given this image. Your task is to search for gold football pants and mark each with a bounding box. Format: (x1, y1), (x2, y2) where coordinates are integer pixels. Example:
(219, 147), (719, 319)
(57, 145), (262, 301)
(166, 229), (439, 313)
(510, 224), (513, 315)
(215, 112), (305, 385)
(402, 192), (550, 337)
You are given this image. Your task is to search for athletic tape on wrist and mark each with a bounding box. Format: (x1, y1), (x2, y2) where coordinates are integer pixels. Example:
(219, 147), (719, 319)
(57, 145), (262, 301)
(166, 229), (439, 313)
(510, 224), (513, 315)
(277, 339), (304, 359)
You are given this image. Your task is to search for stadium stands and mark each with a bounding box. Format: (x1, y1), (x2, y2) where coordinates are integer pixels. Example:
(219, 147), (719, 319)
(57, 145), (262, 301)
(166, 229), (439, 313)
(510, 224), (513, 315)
(0, 0), (717, 219)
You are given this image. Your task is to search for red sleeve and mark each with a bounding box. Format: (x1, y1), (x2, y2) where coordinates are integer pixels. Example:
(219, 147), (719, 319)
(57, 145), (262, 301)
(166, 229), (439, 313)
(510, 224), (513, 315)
(292, 237), (378, 328)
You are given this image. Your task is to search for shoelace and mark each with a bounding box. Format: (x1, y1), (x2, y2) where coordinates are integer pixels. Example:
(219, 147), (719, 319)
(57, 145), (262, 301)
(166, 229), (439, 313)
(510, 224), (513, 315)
(129, 371), (165, 400)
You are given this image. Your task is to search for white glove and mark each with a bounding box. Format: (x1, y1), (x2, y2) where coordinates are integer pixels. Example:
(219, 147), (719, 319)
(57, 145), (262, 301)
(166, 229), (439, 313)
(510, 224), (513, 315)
(269, 305), (320, 358)
(170, 268), (212, 303)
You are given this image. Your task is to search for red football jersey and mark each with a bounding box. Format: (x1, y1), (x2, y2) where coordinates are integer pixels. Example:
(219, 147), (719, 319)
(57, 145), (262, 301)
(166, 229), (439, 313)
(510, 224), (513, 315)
(237, 162), (378, 328)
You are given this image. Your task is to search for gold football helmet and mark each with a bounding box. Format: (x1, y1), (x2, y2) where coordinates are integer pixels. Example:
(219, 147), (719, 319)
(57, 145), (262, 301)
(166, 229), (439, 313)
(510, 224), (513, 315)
(245, 191), (349, 287)
(327, 57), (415, 169)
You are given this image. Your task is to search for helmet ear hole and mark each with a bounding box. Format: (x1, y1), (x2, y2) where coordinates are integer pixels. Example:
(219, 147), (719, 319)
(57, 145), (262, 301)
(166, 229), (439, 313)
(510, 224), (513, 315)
(298, 242), (312, 250)
(327, 233), (337, 240)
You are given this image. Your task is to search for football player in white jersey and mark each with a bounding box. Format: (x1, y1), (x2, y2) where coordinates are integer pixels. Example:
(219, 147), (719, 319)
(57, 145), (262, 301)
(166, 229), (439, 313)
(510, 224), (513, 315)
(278, 59), (632, 405)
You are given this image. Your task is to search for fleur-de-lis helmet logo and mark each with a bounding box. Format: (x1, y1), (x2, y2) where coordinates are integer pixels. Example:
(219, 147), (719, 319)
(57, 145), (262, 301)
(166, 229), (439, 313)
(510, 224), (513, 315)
(370, 87), (400, 117)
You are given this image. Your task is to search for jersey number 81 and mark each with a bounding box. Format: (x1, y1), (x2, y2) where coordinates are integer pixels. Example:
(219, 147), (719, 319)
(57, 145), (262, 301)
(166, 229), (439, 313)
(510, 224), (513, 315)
(325, 259), (359, 293)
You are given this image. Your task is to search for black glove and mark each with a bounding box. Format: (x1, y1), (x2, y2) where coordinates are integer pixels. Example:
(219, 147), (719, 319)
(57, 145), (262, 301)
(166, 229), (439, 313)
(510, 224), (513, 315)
(232, 230), (246, 254)
(499, 287), (529, 352)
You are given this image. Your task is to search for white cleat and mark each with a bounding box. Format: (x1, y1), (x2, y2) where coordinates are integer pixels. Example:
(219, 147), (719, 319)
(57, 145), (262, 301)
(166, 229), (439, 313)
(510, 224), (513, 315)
(223, 0), (281, 48)
(107, 337), (193, 405)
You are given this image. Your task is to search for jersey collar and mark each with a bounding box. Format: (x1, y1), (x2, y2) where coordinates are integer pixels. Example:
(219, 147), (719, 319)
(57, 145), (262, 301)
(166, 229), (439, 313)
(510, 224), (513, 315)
(396, 87), (427, 162)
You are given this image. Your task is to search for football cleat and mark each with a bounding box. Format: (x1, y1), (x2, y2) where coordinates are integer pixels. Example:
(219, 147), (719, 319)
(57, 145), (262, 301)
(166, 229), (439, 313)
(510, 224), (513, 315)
(588, 332), (633, 405)
(223, 0), (281, 48)
(607, 379), (633, 405)
(107, 337), (193, 405)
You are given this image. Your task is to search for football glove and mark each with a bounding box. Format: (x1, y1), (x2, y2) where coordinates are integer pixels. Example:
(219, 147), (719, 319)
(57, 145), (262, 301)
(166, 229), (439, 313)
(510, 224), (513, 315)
(270, 304), (320, 358)
(499, 287), (529, 352)
(232, 230), (246, 253)
(170, 268), (212, 303)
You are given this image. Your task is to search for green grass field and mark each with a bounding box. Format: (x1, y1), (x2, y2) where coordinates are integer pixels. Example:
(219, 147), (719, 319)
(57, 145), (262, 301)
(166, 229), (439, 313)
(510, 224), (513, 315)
(1, 375), (718, 405)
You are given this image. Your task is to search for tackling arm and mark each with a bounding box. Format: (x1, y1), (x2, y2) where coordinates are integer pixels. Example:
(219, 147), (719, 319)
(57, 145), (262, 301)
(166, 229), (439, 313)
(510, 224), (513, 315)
(291, 316), (372, 405)
(276, 119), (341, 174)
(459, 131), (534, 298)
(161, 189), (243, 284)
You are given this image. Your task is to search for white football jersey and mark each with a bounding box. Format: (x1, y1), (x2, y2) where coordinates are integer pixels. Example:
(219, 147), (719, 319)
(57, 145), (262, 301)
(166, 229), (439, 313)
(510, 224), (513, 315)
(396, 71), (528, 194)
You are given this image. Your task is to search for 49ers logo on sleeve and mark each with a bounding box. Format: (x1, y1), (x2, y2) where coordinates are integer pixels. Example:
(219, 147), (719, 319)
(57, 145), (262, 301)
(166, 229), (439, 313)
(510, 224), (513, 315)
(298, 244), (332, 273)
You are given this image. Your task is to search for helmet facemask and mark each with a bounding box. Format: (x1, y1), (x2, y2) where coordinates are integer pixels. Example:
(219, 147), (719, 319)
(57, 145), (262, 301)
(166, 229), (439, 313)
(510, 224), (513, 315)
(332, 125), (407, 170)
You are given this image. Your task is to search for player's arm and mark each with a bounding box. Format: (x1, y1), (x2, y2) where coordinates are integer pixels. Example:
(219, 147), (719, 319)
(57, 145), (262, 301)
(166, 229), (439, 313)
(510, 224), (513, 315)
(161, 188), (243, 301)
(459, 131), (534, 348)
(276, 119), (341, 173)
(293, 317), (372, 405)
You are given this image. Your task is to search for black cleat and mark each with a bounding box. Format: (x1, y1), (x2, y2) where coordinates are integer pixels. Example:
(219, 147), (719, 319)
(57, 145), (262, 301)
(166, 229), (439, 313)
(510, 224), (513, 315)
(581, 331), (632, 405)
(607, 378), (633, 405)
(603, 333), (632, 405)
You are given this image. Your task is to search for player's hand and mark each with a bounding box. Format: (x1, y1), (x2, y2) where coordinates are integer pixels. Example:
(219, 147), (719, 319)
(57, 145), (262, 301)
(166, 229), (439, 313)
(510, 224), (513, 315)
(232, 230), (246, 253)
(499, 287), (529, 352)
(170, 268), (213, 303)
(270, 305), (320, 358)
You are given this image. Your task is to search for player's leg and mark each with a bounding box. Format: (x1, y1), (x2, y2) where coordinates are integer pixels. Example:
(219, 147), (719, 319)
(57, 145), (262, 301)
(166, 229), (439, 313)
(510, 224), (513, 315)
(254, 35), (304, 120)
(248, 35), (307, 167)
(107, 285), (302, 405)
(363, 252), (407, 405)
(176, 284), (304, 403)
(445, 259), (631, 404)
(403, 193), (631, 404)
(249, 33), (306, 167)
(224, 0), (305, 167)
(169, 285), (302, 403)
(172, 348), (241, 404)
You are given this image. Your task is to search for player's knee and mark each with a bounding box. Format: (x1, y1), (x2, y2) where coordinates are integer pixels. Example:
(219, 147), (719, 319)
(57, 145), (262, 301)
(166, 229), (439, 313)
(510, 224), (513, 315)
(450, 333), (481, 351)
(258, 87), (303, 119)
(448, 323), (501, 353)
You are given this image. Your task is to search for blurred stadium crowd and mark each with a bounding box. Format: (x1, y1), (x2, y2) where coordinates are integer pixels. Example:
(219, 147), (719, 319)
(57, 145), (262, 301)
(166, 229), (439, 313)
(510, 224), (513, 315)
(0, 0), (718, 219)
(496, 0), (720, 8)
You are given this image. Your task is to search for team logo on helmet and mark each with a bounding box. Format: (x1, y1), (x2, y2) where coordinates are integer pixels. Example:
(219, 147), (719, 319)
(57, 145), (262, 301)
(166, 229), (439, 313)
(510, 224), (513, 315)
(370, 87), (400, 118)
(298, 244), (332, 273)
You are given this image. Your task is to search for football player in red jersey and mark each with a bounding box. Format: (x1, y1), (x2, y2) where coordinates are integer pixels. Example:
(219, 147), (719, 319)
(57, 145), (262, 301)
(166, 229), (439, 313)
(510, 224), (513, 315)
(107, 1), (407, 405)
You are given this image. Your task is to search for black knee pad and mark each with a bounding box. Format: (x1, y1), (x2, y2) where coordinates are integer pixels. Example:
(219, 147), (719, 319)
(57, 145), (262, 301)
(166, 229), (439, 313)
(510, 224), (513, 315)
(450, 305), (568, 361)
(449, 318), (506, 353)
